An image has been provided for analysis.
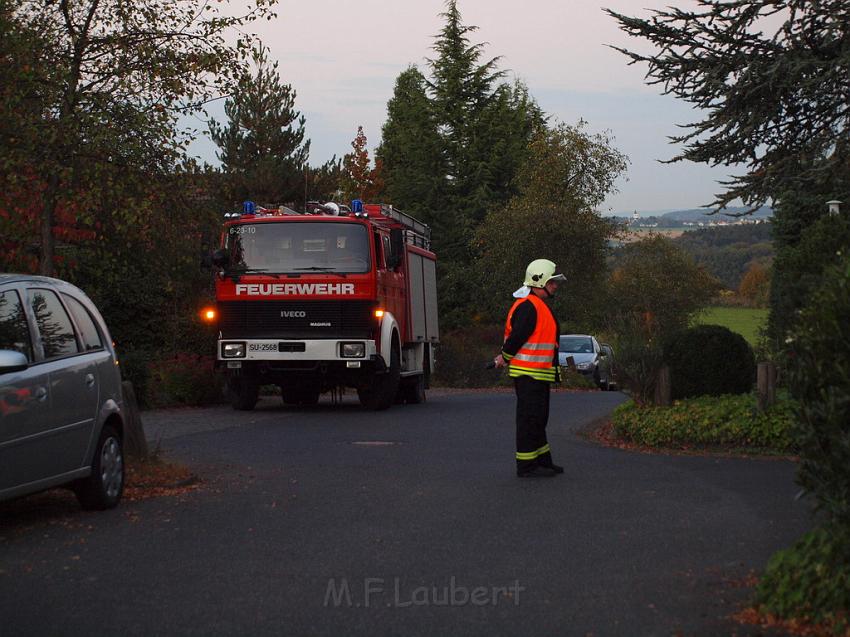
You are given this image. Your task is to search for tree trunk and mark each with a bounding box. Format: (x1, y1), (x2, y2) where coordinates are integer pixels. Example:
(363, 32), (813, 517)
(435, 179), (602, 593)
(654, 365), (671, 406)
(757, 361), (777, 412)
(39, 173), (60, 277)
(121, 381), (149, 459)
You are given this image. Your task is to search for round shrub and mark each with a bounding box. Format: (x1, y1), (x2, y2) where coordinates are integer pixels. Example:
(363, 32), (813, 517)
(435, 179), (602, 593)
(664, 324), (756, 399)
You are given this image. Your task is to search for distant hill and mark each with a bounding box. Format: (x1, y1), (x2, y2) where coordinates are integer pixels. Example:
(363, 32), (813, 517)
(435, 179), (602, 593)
(662, 206), (773, 221)
(673, 222), (774, 289)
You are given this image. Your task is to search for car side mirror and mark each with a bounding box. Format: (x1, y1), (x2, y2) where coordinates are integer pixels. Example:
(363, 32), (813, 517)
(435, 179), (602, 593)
(211, 249), (229, 269)
(0, 350), (29, 374)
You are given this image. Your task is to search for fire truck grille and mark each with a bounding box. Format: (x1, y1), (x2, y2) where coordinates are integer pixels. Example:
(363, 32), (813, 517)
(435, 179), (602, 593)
(218, 300), (376, 339)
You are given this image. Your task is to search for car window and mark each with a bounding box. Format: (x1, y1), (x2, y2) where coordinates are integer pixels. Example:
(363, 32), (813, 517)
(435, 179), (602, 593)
(29, 288), (79, 359)
(63, 294), (103, 351)
(559, 336), (593, 353)
(0, 289), (33, 361)
(382, 234), (392, 269)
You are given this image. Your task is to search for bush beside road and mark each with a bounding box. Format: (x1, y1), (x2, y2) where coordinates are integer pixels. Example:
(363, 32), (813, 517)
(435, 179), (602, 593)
(610, 393), (796, 455)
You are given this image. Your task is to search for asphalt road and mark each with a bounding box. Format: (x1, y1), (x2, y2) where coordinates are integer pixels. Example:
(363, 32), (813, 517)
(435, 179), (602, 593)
(0, 390), (810, 636)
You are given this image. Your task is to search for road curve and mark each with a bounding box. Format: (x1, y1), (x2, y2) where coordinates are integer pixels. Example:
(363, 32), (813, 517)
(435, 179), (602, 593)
(0, 390), (809, 636)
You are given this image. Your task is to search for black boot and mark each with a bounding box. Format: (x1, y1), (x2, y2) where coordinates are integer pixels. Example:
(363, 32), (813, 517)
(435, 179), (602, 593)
(537, 452), (564, 474)
(517, 465), (557, 478)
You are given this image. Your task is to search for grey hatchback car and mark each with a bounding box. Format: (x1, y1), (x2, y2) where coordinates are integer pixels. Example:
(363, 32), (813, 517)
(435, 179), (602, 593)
(0, 275), (125, 509)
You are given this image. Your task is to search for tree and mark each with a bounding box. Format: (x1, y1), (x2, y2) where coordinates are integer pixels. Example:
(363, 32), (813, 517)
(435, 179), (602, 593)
(472, 122), (628, 327)
(607, 1), (850, 345)
(738, 261), (772, 307)
(304, 157), (344, 206)
(209, 43), (309, 207)
(422, 0), (544, 262)
(2, 0), (276, 276)
(606, 1), (850, 213)
(428, 0), (502, 182)
(610, 236), (721, 335)
(341, 126), (383, 203)
(377, 66), (446, 224)
(606, 236), (722, 403)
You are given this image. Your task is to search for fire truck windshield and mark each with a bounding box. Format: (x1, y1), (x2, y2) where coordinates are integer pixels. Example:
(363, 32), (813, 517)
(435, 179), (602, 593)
(225, 222), (370, 274)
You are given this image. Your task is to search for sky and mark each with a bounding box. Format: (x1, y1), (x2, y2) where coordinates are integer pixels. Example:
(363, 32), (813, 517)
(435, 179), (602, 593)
(188, 0), (745, 214)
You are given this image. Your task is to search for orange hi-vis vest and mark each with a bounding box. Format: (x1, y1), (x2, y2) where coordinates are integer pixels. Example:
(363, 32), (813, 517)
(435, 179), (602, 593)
(503, 293), (558, 382)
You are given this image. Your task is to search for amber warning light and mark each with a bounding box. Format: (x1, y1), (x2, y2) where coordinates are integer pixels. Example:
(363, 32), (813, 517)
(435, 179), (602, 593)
(201, 307), (217, 322)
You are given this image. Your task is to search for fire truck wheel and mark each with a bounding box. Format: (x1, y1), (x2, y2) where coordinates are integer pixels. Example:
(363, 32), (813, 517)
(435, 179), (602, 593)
(408, 374), (426, 403)
(229, 378), (259, 411)
(358, 344), (400, 410)
(397, 374), (426, 404)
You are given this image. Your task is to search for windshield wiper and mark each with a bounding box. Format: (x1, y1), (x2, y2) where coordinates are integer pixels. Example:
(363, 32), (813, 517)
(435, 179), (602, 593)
(228, 267), (270, 274)
(226, 267), (287, 282)
(292, 267), (347, 277)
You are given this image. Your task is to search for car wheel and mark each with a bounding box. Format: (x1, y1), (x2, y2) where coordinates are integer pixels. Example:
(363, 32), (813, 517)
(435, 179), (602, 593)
(74, 425), (124, 510)
(593, 370), (603, 390)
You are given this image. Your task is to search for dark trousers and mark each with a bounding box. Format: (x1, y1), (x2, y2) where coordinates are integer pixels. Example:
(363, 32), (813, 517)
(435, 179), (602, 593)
(514, 375), (554, 472)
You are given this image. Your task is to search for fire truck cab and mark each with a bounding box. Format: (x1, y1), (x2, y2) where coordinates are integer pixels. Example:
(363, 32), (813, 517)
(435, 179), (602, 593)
(206, 201), (439, 410)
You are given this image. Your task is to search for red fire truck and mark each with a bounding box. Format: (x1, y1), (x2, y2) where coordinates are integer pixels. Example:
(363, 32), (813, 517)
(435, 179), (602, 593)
(204, 201), (439, 410)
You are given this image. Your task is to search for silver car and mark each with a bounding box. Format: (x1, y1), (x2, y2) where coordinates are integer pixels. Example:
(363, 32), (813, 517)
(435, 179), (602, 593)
(558, 334), (617, 390)
(0, 275), (125, 508)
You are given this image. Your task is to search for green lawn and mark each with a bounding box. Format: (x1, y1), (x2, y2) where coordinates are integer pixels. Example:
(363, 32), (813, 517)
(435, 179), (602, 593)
(694, 306), (769, 346)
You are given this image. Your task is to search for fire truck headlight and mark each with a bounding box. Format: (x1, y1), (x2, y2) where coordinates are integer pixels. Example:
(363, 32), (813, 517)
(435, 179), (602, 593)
(341, 342), (365, 358)
(222, 342), (246, 358)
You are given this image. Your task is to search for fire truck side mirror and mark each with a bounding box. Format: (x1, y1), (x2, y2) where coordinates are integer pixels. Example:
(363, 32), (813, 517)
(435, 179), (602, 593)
(387, 229), (404, 270)
(211, 249), (229, 269)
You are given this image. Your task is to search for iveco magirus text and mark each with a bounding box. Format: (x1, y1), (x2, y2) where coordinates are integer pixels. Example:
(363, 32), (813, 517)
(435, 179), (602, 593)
(203, 201), (439, 410)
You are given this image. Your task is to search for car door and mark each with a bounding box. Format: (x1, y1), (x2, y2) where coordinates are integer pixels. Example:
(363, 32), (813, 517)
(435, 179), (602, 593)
(0, 287), (52, 491)
(600, 344), (616, 386)
(26, 287), (97, 476)
(62, 292), (111, 449)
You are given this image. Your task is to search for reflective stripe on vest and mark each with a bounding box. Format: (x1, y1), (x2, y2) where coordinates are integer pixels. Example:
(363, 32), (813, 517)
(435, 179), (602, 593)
(504, 294), (558, 382)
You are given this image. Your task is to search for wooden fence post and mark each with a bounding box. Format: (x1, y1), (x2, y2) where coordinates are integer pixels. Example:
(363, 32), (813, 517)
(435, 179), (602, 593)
(121, 381), (149, 459)
(654, 365), (671, 406)
(757, 361), (777, 412)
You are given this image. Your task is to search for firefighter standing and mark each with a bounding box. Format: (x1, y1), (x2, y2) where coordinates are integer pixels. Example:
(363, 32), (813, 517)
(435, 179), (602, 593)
(494, 259), (566, 478)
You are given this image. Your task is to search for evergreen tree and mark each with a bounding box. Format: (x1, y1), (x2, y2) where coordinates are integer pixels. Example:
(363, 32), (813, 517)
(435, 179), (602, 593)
(209, 44), (310, 206)
(304, 157), (344, 206)
(607, 1), (850, 341)
(377, 66), (446, 224)
(420, 0), (543, 261)
(426, 0), (503, 258)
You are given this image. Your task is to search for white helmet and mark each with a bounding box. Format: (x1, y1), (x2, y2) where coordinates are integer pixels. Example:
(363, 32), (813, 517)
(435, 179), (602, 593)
(322, 202), (340, 216)
(523, 259), (566, 288)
